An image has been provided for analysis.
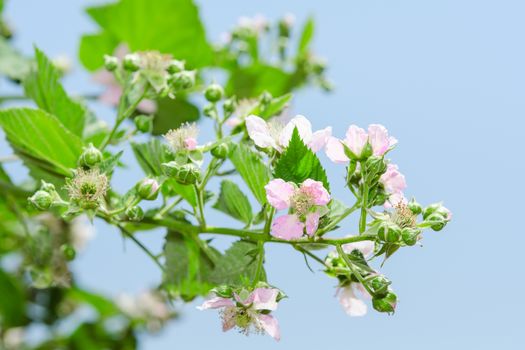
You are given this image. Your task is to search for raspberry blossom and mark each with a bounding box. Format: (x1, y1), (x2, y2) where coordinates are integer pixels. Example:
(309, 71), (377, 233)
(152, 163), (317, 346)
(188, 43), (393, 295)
(265, 178), (330, 239)
(164, 123), (199, 153)
(380, 164), (407, 207)
(198, 288), (281, 341)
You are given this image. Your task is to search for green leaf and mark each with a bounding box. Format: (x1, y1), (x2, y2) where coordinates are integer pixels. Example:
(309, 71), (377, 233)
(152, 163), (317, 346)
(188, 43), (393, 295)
(78, 33), (119, 71)
(161, 178), (197, 207)
(0, 108), (83, 177)
(210, 240), (265, 286)
(318, 199), (348, 232)
(24, 47), (86, 136)
(68, 288), (119, 318)
(249, 93), (292, 120)
(0, 268), (27, 327)
(229, 143), (270, 205)
(0, 37), (32, 81)
(274, 127), (330, 190)
(131, 138), (174, 176)
(80, 0), (213, 71)
(226, 64), (292, 98)
(98, 150), (123, 175)
(298, 16), (315, 56)
(212, 180), (253, 225)
(163, 231), (221, 301)
(152, 97), (200, 136)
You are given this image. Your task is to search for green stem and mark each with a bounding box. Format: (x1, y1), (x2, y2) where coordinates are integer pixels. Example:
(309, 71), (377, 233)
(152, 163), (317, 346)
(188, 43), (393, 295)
(252, 241), (265, 286)
(294, 244), (327, 267)
(316, 202), (359, 235)
(359, 161), (368, 233)
(336, 244), (374, 295)
(155, 197), (183, 219)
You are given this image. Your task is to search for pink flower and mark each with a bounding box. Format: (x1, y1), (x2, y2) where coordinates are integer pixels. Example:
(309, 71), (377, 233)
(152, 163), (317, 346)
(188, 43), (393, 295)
(245, 115), (331, 152)
(198, 288), (281, 341)
(380, 164), (407, 207)
(266, 178), (330, 239)
(368, 124), (397, 156)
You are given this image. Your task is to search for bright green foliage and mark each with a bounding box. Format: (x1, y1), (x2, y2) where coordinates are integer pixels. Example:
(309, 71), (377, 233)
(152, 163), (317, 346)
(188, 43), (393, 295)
(152, 97), (199, 135)
(229, 144), (270, 205)
(0, 269), (27, 327)
(213, 180), (253, 225)
(226, 64), (293, 98)
(274, 128), (330, 191)
(131, 138), (174, 176)
(298, 16), (315, 56)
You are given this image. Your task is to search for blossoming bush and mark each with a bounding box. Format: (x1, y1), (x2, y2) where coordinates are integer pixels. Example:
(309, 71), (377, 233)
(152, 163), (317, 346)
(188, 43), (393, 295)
(0, 0), (451, 346)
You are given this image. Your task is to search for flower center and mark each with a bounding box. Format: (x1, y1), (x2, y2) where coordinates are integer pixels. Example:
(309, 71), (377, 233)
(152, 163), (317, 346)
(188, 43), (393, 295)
(291, 191), (314, 216)
(392, 203), (416, 228)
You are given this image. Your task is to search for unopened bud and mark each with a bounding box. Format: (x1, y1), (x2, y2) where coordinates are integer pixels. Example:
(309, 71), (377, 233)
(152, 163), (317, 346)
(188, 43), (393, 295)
(259, 91), (272, 105)
(162, 162), (201, 185)
(123, 53), (140, 71)
(372, 292), (397, 314)
(364, 156), (387, 178)
(401, 227), (421, 246)
(426, 213), (446, 232)
(40, 180), (56, 193)
(377, 222), (401, 243)
(61, 244), (76, 261)
(369, 275), (391, 298)
(79, 143), (103, 168)
(136, 178), (160, 200)
(126, 205), (144, 222)
(205, 83), (224, 103)
(172, 71), (195, 90)
(103, 55), (118, 71)
(408, 198), (422, 215)
(223, 98), (236, 115)
(134, 114), (154, 133)
(29, 190), (52, 210)
(211, 142), (230, 159)
(422, 203), (441, 220)
(167, 59), (185, 74)
(203, 103), (216, 118)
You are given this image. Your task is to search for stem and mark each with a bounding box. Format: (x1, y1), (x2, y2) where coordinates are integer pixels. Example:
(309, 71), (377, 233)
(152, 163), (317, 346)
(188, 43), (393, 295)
(263, 207), (275, 237)
(336, 244), (374, 295)
(118, 225), (165, 272)
(359, 161), (368, 233)
(294, 244), (327, 267)
(194, 184), (206, 227)
(155, 197), (183, 219)
(0, 154), (19, 163)
(316, 202), (359, 235)
(252, 241), (265, 286)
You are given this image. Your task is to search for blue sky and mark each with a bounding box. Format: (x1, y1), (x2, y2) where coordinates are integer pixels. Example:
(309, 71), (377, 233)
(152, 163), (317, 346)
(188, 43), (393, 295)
(1, 0), (524, 349)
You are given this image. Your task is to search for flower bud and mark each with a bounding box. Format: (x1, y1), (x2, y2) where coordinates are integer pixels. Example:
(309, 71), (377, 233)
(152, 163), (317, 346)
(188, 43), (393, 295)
(213, 285), (234, 298)
(167, 59), (185, 74)
(408, 198), (422, 215)
(79, 143), (103, 168)
(364, 156), (387, 178)
(377, 222), (401, 243)
(426, 213), (446, 231)
(401, 227), (421, 246)
(136, 178), (160, 200)
(162, 162), (201, 185)
(372, 292), (397, 314)
(172, 71), (195, 90)
(422, 203), (442, 220)
(211, 142), (230, 159)
(203, 103), (216, 118)
(204, 83), (224, 103)
(40, 180), (56, 193)
(223, 98), (236, 115)
(29, 190), (53, 210)
(134, 114), (154, 133)
(126, 205), (144, 222)
(369, 275), (391, 298)
(259, 91), (272, 105)
(103, 55), (118, 71)
(123, 53), (140, 71)
(60, 244), (76, 261)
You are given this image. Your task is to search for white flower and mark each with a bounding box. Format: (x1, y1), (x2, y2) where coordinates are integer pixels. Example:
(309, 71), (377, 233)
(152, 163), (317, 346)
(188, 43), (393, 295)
(70, 215), (96, 251)
(245, 115), (331, 152)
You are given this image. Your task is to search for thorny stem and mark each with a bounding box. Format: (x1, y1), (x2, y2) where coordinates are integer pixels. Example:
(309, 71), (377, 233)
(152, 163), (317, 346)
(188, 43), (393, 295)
(359, 161), (368, 234)
(336, 244), (374, 295)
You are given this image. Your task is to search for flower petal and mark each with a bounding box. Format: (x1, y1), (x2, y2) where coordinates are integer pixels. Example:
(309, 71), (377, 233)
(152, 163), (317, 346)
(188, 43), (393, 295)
(325, 137), (349, 164)
(300, 179), (330, 206)
(246, 115), (277, 149)
(309, 126), (332, 152)
(265, 179), (295, 210)
(337, 284), (368, 317)
(271, 214), (305, 240)
(342, 239), (375, 258)
(380, 164), (407, 194)
(305, 211), (320, 236)
(279, 115), (313, 148)
(251, 288), (279, 311)
(368, 124), (391, 156)
(344, 125), (368, 157)
(197, 297), (235, 310)
(256, 314), (281, 341)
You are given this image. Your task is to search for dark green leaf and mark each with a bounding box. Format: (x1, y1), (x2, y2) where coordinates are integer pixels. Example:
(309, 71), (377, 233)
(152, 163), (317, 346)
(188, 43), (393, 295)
(131, 138), (174, 176)
(212, 180), (253, 225)
(152, 97), (199, 135)
(226, 64), (292, 98)
(0, 268), (27, 327)
(274, 127), (330, 190)
(229, 143), (270, 205)
(210, 240), (265, 286)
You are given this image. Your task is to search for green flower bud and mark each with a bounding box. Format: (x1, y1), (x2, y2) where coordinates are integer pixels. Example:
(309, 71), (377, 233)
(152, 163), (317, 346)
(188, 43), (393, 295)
(426, 213), (446, 231)
(134, 114), (154, 133)
(223, 98), (236, 115)
(213, 285), (233, 298)
(372, 292), (397, 314)
(211, 142), (230, 159)
(364, 156), (387, 178)
(40, 180), (56, 193)
(204, 83), (224, 103)
(162, 162), (201, 185)
(259, 91), (272, 105)
(79, 143), (103, 168)
(172, 71), (195, 90)
(29, 190), (53, 210)
(408, 198), (422, 215)
(369, 275), (391, 298)
(422, 203), (441, 220)
(123, 53), (140, 71)
(377, 222), (401, 243)
(126, 205), (144, 222)
(61, 244), (76, 261)
(167, 59), (185, 74)
(203, 103), (216, 118)
(401, 227), (421, 246)
(103, 55), (118, 71)
(136, 178), (160, 200)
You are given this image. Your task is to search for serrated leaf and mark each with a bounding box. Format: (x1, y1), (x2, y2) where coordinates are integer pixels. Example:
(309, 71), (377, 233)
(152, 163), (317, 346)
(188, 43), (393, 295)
(274, 127), (330, 191)
(210, 240), (265, 286)
(212, 180), (253, 225)
(24, 47), (86, 136)
(161, 178), (197, 207)
(0, 108), (83, 177)
(98, 150), (123, 175)
(229, 143), (270, 205)
(298, 17), (315, 56)
(131, 138), (174, 176)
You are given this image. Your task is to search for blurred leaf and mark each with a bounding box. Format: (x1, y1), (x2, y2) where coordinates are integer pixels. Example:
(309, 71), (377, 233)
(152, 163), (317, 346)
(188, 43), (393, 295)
(152, 97), (199, 135)
(213, 180), (253, 225)
(226, 64), (292, 98)
(98, 150), (123, 175)
(274, 128), (330, 191)
(131, 138), (174, 176)
(0, 37), (32, 81)
(210, 240), (265, 286)
(0, 268), (27, 327)
(298, 16), (315, 56)
(68, 288), (119, 318)
(24, 47), (86, 136)
(229, 143), (270, 205)
(80, 0), (213, 71)
(0, 108), (83, 177)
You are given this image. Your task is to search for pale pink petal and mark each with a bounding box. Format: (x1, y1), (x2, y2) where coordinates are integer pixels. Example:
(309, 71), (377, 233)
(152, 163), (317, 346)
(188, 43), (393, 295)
(184, 137), (198, 150)
(380, 164), (407, 194)
(256, 314), (281, 341)
(337, 284), (367, 317)
(251, 288), (279, 311)
(222, 306), (237, 331)
(384, 192), (407, 208)
(98, 85), (122, 107)
(197, 297), (235, 310)
(368, 124), (391, 156)
(92, 70), (116, 85)
(309, 127), (332, 152)
(271, 215), (304, 240)
(225, 117), (241, 128)
(342, 239), (375, 258)
(344, 125), (368, 156)
(300, 179), (330, 206)
(389, 136), (398, 148)
(353, 282), (372, 300)
(246, 115), (276, 149)
(234, 292), (254, 306)
(279, 115), (313, 148)
(137, 99), (157, 113)
(325, 137), (349, 164)
(265, 179), (295, 210)
(305, 211), (320, 236)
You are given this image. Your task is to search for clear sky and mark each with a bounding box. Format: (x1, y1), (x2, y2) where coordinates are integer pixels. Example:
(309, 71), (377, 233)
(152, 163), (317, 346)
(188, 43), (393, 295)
(1, 0), (524, 349)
